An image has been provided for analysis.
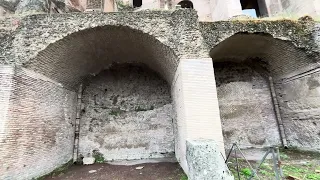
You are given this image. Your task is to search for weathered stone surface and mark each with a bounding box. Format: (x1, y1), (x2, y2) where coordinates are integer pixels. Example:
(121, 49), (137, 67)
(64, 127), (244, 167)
(214, 63), (281, 149)
(79, 64), (174, 161)
(200, 19), (320, 56)
(0, 0), (19, 11)
(0, 10), (320, 180)
(275, 71), (320, 151)
(186, 140), (234, 180)
(15, 0), (49, 14)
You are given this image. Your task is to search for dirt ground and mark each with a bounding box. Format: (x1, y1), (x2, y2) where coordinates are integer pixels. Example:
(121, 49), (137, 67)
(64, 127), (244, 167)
(44, 162), (186, 180)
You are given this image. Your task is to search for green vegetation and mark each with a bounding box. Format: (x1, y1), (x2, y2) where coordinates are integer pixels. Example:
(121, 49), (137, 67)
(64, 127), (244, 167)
(93, 150), (105, 163)
(228, 149), (320, 180)
(306, 173), (320, 180)
(109, 110), (120, 116)
(116, 0), (135, 11)
(180, 174), (188, 180)
(279, 152), (289, 160)
(240, 168), (252, 177)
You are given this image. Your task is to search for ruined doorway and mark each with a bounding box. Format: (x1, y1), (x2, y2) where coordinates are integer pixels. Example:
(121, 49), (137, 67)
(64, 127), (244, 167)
(78, 63), (174, 161)
(240, 0), (268, 17)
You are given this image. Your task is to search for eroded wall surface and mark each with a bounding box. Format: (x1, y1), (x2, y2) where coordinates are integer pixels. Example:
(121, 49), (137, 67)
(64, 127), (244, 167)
(214, 63), (281, 148)
(79, 64), (174, 161)
(0, 67), (77, 180)
(276, 71), (320, 151)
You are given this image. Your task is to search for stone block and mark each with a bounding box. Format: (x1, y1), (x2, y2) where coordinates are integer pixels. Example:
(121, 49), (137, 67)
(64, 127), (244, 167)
(186, 139), (234, 180)
(83, 157), (95, 165)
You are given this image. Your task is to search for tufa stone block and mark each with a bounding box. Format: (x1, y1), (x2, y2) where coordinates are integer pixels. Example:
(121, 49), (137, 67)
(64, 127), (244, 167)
(186, 139), (234, 180)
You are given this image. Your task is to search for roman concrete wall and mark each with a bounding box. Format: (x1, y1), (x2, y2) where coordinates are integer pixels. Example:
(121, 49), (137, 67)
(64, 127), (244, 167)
(275, 70), (320, 151)
(214, 63), (281, 149)
(87, 0), (102, 9)
(0, 67), (77, 180)
(79, 64), (174, 161)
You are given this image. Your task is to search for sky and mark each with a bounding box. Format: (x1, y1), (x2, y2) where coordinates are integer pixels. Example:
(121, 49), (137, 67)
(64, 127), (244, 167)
(242, 9), (258, 18)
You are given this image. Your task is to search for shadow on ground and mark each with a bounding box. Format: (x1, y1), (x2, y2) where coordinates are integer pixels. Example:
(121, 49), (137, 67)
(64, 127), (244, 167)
(44, 162), (186, 180)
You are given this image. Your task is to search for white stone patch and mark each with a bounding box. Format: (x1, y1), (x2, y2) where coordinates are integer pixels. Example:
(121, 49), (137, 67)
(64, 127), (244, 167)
(88, 170), (97, 173)
(83, 157), (95, 165)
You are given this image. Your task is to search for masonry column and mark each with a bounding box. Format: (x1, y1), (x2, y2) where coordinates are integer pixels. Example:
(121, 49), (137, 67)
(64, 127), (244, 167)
(172, 58), (225, 174)
(0, 65), (15, 180)
(0, 65), (14, 140)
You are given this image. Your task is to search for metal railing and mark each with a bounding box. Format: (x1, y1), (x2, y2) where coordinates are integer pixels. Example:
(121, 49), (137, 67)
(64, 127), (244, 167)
(225, 143), (283, 180)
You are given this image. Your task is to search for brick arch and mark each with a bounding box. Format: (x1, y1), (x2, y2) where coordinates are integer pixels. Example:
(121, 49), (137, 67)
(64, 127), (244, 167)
(210, 32), (320, 151)
(209, 32), (317, 80)
(23, 25), (178, 89)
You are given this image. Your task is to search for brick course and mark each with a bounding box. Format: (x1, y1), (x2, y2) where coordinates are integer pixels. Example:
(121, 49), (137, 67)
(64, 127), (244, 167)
(0, 66), (77, 180)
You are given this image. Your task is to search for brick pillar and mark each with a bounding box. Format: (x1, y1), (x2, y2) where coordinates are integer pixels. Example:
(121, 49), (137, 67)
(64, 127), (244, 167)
(172, 58), (225, 174)
(0, 65), (14, 180)
(0, 65), (14, 141)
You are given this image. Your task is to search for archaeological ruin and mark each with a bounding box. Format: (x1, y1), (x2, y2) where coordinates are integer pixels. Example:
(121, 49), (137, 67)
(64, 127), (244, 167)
(0, 0), (320, 179)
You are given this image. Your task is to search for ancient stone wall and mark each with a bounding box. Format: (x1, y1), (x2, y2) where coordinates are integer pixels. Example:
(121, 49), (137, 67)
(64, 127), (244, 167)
(0, 11), (320, 179)
(87, 0), (102, 9)
(214, 62), (281, 148)
(0, 67), (77, 180)
(79, 64), (174, 161)
(275, 71), (320, 151)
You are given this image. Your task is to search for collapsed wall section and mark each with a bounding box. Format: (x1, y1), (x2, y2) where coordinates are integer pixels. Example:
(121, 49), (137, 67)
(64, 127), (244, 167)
(79, 64), (175, 161)
(0, 67), (77, 180)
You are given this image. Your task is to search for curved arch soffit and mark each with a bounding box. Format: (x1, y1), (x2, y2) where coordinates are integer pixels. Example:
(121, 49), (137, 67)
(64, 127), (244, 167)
(209, 32), (318, 80)
(25, 25), (178, 89)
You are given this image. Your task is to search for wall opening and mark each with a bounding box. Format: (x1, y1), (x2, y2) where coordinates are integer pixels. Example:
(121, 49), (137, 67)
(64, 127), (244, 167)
(240, 0), (268, 17)
(210, 32), (319, 151)
(1, 25), (179, 179)
(177, 0), (193, 9)
(79, 63), (174, 161)
(133, 0), (142, 7)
